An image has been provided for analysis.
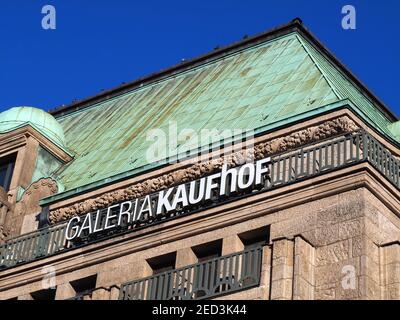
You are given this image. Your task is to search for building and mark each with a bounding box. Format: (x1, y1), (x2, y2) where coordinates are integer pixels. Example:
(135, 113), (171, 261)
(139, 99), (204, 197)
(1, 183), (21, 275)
(0, 19), (400, 300)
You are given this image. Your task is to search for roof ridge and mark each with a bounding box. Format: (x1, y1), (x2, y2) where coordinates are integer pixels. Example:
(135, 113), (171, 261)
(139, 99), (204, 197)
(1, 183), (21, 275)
(295, 34), (342, 101)
(297, 33), (394, 133)
(294, 24), (397, 122)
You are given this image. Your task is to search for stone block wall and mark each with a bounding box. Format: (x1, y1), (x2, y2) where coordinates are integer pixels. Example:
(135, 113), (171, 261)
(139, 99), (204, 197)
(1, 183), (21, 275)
(266, 188), (400, 300)
(3, 186), (400, 300)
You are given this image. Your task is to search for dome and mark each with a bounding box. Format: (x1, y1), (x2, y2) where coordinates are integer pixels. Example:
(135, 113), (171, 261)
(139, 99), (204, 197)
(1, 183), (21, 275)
(0, 106), (65, 147)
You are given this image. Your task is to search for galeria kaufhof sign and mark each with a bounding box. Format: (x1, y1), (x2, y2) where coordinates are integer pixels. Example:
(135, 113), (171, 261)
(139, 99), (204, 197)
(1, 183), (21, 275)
(65, 157), (271, 241)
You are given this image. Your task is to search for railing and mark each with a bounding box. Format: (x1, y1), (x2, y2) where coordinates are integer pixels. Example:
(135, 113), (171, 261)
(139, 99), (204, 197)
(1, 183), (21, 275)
(1, 130), (400, 271)
(0, 223), (69, 269)
(364, 133), (400, 188)
(119, 247), (263, 300)
(266, 130), (364, 189)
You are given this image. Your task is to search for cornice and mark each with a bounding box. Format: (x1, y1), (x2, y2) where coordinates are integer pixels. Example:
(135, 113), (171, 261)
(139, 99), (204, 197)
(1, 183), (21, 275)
(0, 125), (73, 163)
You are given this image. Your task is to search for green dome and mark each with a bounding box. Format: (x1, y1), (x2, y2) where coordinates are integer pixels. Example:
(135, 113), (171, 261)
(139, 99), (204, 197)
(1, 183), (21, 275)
(0, 106), (65, 147)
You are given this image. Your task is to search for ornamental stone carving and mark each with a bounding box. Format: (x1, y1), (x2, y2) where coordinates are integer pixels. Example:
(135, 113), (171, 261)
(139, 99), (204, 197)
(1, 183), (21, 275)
(49, 116), (358, 224)
(14, 178), (58, 217)
(5, 178), (59, 237)
(0, 187), (12, 242)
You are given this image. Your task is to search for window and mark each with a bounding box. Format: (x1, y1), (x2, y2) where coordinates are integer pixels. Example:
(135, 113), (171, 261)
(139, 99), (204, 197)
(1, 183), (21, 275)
(238, 225), (270, 250)
(70, 274), (97, 299)
(191, 239), (223, 298)
(30, 288), (56, 300)
(147, 252), (177, 275)
(0, 153), (16, 191)
(192, 239), (222, 262)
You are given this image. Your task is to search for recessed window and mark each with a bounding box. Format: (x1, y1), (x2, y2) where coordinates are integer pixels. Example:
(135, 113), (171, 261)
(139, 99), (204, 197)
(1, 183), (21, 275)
(191, 239), (223, 299)
(30, 288), (56, 300)
(147, 252), (177, 275)
(238, 225), (270, 250)
(0, 153), (16, 191)
(70, 274), (97, 298)
(192, 239), (222, 262)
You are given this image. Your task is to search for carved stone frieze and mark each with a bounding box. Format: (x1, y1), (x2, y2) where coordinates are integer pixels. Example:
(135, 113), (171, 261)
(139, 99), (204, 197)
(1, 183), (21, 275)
(49, 116), (358, 224)
(3, 178), (59, 239)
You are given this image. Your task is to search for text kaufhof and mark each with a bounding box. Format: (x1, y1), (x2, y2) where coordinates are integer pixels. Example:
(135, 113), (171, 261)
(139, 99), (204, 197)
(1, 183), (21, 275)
(66, 157), (271, 240)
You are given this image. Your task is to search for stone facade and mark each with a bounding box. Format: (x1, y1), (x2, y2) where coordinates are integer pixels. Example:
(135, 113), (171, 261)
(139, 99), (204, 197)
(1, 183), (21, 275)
(1, 158), (399, 300)
(0, 109), (399, 301)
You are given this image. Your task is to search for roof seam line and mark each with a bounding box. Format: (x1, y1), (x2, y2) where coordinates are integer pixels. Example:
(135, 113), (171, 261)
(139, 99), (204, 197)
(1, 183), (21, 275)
(295, 34), (342, 100)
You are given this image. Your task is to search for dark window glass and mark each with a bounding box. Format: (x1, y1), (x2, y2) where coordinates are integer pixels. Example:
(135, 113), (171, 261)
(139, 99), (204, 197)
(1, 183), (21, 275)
(30, 288), (56, 300)
(0, 153), (16, 191)
(147, 252), (177, 274)
(239, 226), (270, 250)
(192, 239), (222, 262)
(70, 274), (97, 296)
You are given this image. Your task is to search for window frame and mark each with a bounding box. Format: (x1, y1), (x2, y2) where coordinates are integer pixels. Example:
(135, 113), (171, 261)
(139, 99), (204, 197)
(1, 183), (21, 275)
(0, 152), (17, 191)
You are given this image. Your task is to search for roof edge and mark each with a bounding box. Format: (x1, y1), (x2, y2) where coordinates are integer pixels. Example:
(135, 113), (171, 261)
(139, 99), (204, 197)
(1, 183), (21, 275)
(49, 18), (304, 117)
(49, 18), (397, 124)
(294, 23), (397, 122)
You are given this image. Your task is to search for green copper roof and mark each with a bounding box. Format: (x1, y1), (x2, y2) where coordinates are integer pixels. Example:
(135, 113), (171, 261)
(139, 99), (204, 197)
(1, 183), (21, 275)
(298, 38), (395, 139)
(0, 106), (66, 147)
(388, 121), (400, 140)
(40, 23), (397, 203)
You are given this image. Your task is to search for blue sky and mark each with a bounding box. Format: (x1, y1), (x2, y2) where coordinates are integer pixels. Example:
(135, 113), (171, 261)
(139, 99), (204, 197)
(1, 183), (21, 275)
(0, 0), (399, 116)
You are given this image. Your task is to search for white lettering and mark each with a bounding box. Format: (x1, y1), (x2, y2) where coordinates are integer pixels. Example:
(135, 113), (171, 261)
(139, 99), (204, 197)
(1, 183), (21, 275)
(238, 163), (255, 189)
(146, 128), (167, 163)
(341, 5), (356, 30)
(137, 195), (153, 221)
(205, 172), (221, 200)
(118, 201), (132, 226)
(255, 157), (270, 185)
(93, 210), (103, 233)
(171, 184), (188, 210)
(219, 164), (238, 196)
(66, 156), (272, 240)
(77, 213), (93, 238)
(188, 178), (205, 204)
(41, 5), (56, 30)
(65, 216), (80, 240)
(156, 188), (174, 214)
(105, 204), (119, 229)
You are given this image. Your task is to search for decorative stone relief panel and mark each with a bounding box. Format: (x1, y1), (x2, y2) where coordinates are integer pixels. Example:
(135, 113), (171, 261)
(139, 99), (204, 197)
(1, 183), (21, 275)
(4, 178), (58, 238)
